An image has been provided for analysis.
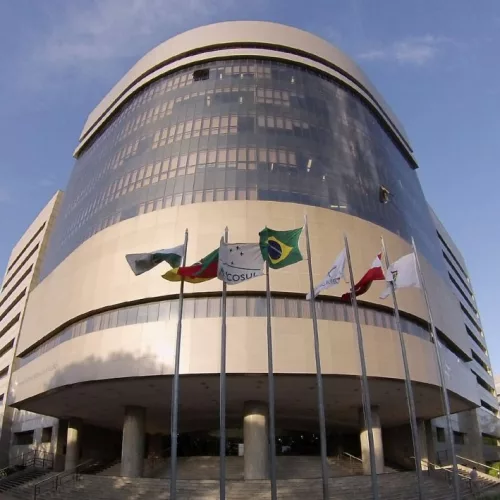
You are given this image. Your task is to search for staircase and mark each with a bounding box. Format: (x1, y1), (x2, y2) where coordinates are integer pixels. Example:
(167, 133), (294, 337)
(0, 467), (54, 498)
(0, 449), (54, 499)
(456, 463), (500, 491)
(9, 453), (499, 499)
(138, 454), (399, 480)
(21, 471), (474, 500)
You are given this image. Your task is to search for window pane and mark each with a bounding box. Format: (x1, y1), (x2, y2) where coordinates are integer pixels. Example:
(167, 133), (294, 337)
(184, 298), (195, 318)
(148, 303), (160, 322)
(194, 297), (208, 318)
(137, 305), (149, 322)
(159, 301), (171, 321)
(255, 298), (267, 317)
(273, 298), (286, 317)
(286, 298), (299, 318)
(126, 306), (139, 325)
(108, 311), (118, 328)
(233, 297), (247, 316)
(207, 297), (221, 317)
(170, 301), (179, 320)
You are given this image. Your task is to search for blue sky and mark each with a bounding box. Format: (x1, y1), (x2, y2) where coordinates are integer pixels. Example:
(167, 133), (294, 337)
(1, 1), (499, 370)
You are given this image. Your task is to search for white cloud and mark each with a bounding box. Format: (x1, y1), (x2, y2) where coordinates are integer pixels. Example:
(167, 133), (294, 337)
(27, 0), (258, 84)
(359, 35), (450, 66)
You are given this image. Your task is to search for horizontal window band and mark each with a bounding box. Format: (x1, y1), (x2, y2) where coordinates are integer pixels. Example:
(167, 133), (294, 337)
(16, 292), (467, 370)
(80, 43), (412, 159)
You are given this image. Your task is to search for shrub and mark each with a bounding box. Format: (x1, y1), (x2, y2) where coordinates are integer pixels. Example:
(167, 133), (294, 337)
(488, 462), (500, 478)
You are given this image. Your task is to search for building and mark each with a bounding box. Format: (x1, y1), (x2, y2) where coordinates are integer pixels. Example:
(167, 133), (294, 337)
(0, 192), (63, 465)
(2, 21), (499, 477)
(428, 210), (500, 464)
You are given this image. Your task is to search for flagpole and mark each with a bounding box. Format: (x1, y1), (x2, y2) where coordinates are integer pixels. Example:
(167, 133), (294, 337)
(411, 238), (461, 500)
(219, 227), (228, 500)
(344, 234), (380, 500)
(265, 259), (278, 500)
(304, 215), (330, 500)
(381, 237), (424, 500)
(170, 228), (188, 500)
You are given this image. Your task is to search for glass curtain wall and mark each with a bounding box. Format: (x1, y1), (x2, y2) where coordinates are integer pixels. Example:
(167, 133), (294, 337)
(42, 58), (443, 277)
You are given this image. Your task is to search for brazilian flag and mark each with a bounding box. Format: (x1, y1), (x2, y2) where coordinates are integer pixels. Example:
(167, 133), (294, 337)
(259, 227), (303, 269)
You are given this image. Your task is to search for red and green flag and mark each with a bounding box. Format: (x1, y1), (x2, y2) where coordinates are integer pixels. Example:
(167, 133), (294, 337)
(162, 248), (219, 283)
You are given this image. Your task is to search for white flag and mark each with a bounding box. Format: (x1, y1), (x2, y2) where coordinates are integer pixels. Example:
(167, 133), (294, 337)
(306, 248), (346, 300)
(380, 253), (420, 299)
(218, 243), (264, 284)
(125, 244), (184, 276)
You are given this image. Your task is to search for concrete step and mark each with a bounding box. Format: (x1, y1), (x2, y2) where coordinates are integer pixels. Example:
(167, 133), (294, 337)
(31, 472), (467, 500)
(142, 455), (369, 480)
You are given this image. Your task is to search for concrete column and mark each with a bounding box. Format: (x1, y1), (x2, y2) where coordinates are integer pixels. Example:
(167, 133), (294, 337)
(121, 406), (146, 477)
(64, 418), (82, 471)
(53, 419), (68, 472)
(243, 401), (268, 480)
(425, 421), (436, 465)
(359, 406), (384, 475)
(417, 419), (429, 470)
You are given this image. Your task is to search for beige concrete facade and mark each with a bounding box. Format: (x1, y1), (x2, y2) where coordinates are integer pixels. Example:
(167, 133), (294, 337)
(8, 202), (479, 437)
(0, 192), (62, 465)
(16, 202), (471, 359)
(429, 209), (500, 465)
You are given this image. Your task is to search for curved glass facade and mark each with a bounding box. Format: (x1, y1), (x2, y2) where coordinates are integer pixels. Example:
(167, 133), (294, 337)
(42, 58), (443, 277)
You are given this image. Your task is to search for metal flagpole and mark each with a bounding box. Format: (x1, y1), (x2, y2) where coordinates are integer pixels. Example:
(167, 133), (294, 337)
(170, 229), (188, 500)
(265, 259), (278, 500)
(344, 234), (380, 500)
(304, 215), (329, 500)
(411, 237), (461, 500)
(219, 227), (228, 500)
(381, 237), (424, 500)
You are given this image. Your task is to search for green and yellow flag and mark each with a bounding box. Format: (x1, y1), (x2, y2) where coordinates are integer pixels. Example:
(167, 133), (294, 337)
(259, 227), (303, 269)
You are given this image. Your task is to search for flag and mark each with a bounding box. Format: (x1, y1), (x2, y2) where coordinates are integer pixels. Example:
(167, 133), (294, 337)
(162, 248), (219, 283)
(380, 253), (420, 299)
(126, 245), (184, 276)
(306, 248), (346, 300)
(341, 253), (385, 301)
(259, 227), (303, 269)
(218, 243), (264, 284)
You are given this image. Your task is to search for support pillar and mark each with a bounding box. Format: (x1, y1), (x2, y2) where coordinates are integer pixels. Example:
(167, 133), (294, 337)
(54, 419), (68, 472)
(64, 418), (82, 471)
(121, 406), (146, 477)
(359, 406), (384, 475)
(243, 401), (268, 480)
(418, 420), (428, 470)
(425, 421), (437, 464)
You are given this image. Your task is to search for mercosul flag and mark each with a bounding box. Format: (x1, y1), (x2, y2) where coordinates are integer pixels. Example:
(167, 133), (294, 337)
(380, 253), (420, 299)
(218, 243), (264, 284)
(306, 248), (346, 300)
(126, 245), (184, 276)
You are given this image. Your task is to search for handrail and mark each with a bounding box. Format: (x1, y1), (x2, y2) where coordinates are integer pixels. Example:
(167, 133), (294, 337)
(342, 452), (363, 463)
(417, 457), (472, 491)
(33, 459), (93, 500)
(457, 454), (500, 474)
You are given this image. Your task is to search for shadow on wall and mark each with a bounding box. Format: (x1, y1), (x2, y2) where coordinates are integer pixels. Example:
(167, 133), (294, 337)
(10, 350), (172, 432)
